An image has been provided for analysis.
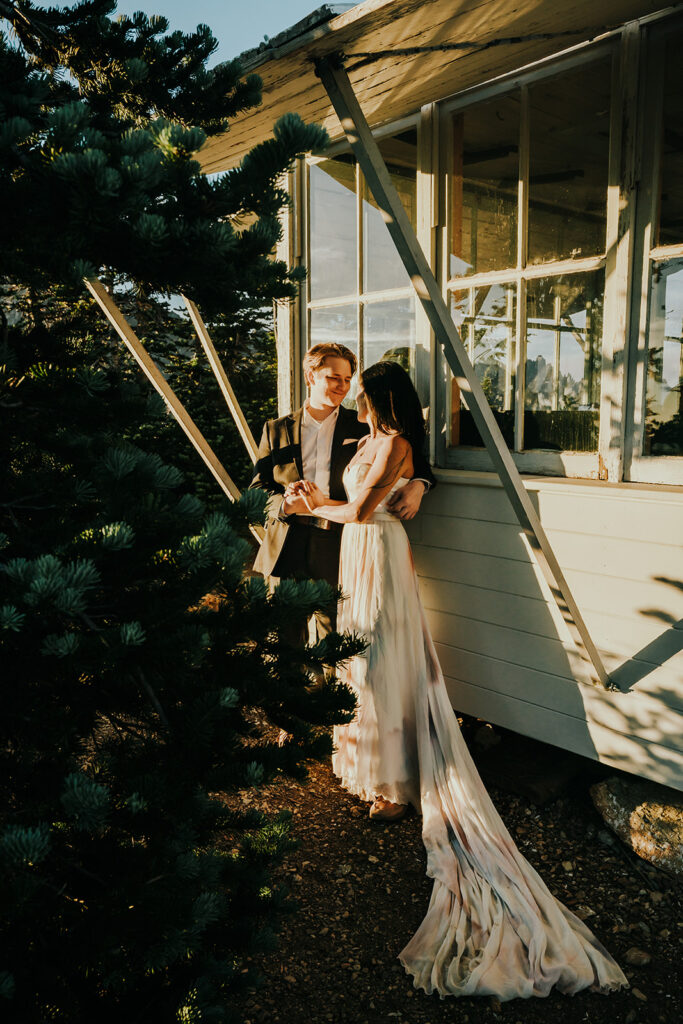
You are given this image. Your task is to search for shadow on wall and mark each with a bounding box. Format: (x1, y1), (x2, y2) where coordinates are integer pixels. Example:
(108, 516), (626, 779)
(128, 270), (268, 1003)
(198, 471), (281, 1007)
(406, 485), (683, 789)
(612, 576), (683, 691)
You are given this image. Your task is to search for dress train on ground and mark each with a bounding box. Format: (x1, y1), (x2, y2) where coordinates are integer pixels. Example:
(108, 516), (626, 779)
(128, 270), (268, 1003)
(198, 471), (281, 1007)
(332, 463), (628, 1001)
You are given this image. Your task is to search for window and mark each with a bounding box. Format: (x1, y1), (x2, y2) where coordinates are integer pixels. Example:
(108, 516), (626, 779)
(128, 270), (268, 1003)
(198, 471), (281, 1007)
(297, 12), (683, 484)
(445, 58), (612, 460)
(307, 131), (426, 405)
(642, 31), (683, 458)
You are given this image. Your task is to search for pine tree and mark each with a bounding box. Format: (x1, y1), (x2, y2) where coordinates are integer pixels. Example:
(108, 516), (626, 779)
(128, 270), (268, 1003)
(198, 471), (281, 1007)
(0, 4), (363, 1020)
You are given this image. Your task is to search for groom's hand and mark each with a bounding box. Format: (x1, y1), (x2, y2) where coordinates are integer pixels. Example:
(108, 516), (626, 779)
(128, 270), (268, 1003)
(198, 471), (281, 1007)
(281, 492), (309, 515)
(386, 479), (427, 520)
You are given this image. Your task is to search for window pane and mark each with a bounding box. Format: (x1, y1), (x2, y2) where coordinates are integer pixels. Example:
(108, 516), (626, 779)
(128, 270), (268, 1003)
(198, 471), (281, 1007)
(363, 294), (418, 377)
(309, 158), (357, 300)
(448, 284), (516, 447)
(363, 131), (417, 293)
(658, 32), (683, 247)
(309, 301), (357, 354)
(524, 272), (603, 451)
(528, 61), (611, 264)
(644, 260), (683, 455)
(310, 303), (359, 407)
(450, 96), (519, 279)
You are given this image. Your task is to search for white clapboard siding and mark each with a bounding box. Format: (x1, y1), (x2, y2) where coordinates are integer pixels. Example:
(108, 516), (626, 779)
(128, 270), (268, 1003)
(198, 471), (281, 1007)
(414, 545), (683, 624)
(418, 576), (683, 691)
(406, 476), (683, 791)
(414, 513), (683, 582)
(434, 645), (683, 748)
(441, 674), (683, 792)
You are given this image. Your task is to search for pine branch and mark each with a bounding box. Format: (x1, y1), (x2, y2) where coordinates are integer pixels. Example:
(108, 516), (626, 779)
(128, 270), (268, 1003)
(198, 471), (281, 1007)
(136, 668), (170, 730)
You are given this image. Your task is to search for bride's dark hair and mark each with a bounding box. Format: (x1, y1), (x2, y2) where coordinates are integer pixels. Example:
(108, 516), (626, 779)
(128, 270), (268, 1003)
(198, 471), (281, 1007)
(360, 360), (425, 451)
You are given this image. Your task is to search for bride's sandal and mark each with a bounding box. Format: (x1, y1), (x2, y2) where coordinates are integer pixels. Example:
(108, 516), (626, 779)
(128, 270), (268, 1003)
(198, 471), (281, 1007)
(369, 798), (408, 822)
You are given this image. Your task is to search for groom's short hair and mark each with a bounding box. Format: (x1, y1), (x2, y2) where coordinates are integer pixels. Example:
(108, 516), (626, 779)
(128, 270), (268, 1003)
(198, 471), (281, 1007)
(303, 343), (357, 377)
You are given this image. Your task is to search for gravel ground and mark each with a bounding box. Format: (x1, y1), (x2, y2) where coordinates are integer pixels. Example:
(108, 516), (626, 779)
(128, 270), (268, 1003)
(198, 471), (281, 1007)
(233, 721), (682, 1024)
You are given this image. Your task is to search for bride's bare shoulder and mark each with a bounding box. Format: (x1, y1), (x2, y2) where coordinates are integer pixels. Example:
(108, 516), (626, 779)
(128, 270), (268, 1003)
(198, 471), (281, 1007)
(369, 434), (411, 474)
(377, 434), (411, 458)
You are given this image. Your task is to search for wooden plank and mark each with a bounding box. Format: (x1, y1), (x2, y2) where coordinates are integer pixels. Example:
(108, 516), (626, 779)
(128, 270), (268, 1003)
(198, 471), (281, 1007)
(182, 296), (259, 463)
(419, 575), (561, 638)
(545, 529), (683, 582)
(429, 599), (683, 707)
(412, 544), (683, 632)
(577, 606), (683, 663)
(415, 511), (683, 581)
(417, 513), (533, 560)
(434, 642), (683, 743)
(426, 605), (577, 678)
(602, 648), (683, 708)
(317, 56), (609, 687)
(411, 539), (542, 596)
(439, 670), (683, 791)
(599, 25), (641, 481)
(84, 279), (264, 543)
(199, 1), (667, 173)
(422, 477), (683, 540)
(420, 573), (683, 662)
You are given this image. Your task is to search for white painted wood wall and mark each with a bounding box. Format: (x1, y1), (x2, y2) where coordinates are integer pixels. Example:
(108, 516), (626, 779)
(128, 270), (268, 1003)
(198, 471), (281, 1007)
(404, 472), (683, 791)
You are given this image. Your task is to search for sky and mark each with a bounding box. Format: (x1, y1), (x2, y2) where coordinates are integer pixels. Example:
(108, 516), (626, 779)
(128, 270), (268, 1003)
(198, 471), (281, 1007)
(56, 1), (347, 64)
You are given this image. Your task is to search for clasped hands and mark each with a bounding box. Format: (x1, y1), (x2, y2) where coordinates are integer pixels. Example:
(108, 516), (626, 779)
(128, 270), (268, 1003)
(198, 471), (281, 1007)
(283, 480), (325, 515)
(282, 478), (425, 520)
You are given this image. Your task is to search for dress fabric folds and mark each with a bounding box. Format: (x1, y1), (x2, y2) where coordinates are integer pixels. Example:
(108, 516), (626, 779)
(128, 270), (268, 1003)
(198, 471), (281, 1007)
(332, 463), (628, 1002)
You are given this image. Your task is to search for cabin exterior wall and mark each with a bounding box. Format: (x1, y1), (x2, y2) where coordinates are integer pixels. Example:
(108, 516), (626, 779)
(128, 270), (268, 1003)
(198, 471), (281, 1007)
(405, 474), (683, 789)
(275, 3), (683, 788)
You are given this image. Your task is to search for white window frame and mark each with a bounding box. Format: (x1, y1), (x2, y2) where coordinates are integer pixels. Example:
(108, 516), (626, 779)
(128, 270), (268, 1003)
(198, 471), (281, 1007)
(296, 8), (683, 486)
(624, 11), (683, 485)
(304, 114), (425, 398)
(433, 42), (625, 479)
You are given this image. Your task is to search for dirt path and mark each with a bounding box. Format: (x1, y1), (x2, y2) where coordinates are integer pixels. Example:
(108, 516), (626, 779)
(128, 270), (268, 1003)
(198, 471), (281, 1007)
(236, 743), (681, 1024)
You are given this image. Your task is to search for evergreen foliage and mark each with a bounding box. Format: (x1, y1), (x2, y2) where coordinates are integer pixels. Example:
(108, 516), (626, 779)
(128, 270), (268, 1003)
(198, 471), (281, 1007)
(1, 0), (326, 309)
(0, 3), (362, 1020)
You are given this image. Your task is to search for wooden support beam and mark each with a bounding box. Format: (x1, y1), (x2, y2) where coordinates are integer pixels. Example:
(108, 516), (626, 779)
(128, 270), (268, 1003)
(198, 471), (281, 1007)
(182, 296), (259, 464)
(84, 278), (264, 543)
(315, 55), (610, 689)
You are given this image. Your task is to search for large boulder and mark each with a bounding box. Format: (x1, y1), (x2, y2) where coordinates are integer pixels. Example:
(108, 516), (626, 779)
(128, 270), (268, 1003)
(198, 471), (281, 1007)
(590, 775), (683, 877)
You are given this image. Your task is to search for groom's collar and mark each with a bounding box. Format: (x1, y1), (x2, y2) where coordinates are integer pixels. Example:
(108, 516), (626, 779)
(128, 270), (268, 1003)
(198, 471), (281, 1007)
(302, 400), (340, 430)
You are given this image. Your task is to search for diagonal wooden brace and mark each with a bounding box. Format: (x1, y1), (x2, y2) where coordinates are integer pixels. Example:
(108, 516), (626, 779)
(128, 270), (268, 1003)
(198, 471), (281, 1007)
(181, 296), (260, 464)
(315, 55), (610, 689)
(84, 278), (264, 543)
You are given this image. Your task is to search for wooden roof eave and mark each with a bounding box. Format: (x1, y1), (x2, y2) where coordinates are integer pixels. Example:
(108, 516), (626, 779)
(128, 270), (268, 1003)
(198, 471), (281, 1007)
(199, 0), (671, 174)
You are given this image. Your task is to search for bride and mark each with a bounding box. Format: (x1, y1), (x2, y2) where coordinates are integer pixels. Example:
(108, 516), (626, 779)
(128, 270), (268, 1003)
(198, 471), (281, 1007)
(288, 360), (628, 1002)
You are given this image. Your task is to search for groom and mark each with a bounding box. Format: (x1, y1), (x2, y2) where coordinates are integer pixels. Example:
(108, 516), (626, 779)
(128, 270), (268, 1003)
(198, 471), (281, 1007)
(250, 342), (434, 645)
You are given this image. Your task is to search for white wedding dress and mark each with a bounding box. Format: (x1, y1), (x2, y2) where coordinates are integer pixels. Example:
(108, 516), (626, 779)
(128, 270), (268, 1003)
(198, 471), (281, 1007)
(332, 461), (628, 1002)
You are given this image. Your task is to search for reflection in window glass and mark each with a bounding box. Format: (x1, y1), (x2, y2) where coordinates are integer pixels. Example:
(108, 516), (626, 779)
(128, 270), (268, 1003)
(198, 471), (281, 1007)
(645, 261), (683, 455)
(528, 61), (610, 264)
(658, 33), (683, 247)
(309, 304), (359, 406)
(363, 295), (429, 410)
(363, 293), (416, 370)
(309, 158), (357, 300)
(449, 285), (516, 447)
(450, 97), (519, 279)
(524, 272), (603, 450)
(364, 131), (417, 292)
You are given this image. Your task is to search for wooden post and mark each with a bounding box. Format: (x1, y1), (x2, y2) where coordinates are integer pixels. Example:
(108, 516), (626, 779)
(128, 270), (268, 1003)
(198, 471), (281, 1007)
(315, 55), (609, 689)
(181, 296), (259, 463)
(84, 279), (264, 543)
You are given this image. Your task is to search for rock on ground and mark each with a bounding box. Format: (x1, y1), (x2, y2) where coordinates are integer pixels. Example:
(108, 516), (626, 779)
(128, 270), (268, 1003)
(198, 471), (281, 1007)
(590, 775), (683, 877)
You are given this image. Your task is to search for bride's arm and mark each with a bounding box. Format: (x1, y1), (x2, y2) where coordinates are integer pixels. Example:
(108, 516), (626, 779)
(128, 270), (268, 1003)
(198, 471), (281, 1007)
(303, 437), (412, 524)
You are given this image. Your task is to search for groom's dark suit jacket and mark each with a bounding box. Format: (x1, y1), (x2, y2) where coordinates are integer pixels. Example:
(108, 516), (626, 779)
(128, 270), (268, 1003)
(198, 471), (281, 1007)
(250, 404), (435, 584)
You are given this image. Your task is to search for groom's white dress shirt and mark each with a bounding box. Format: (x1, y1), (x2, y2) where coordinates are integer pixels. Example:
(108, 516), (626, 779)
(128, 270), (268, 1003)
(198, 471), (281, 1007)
(301, 401), (340, 498)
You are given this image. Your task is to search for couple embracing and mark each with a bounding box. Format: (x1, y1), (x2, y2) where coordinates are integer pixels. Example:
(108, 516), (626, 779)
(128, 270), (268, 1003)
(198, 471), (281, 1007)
(251, 344), (627, 1002)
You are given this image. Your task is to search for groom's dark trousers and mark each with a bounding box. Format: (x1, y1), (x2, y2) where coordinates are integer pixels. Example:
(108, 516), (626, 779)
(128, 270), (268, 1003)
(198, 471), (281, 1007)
(249, 404), (435, 646)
